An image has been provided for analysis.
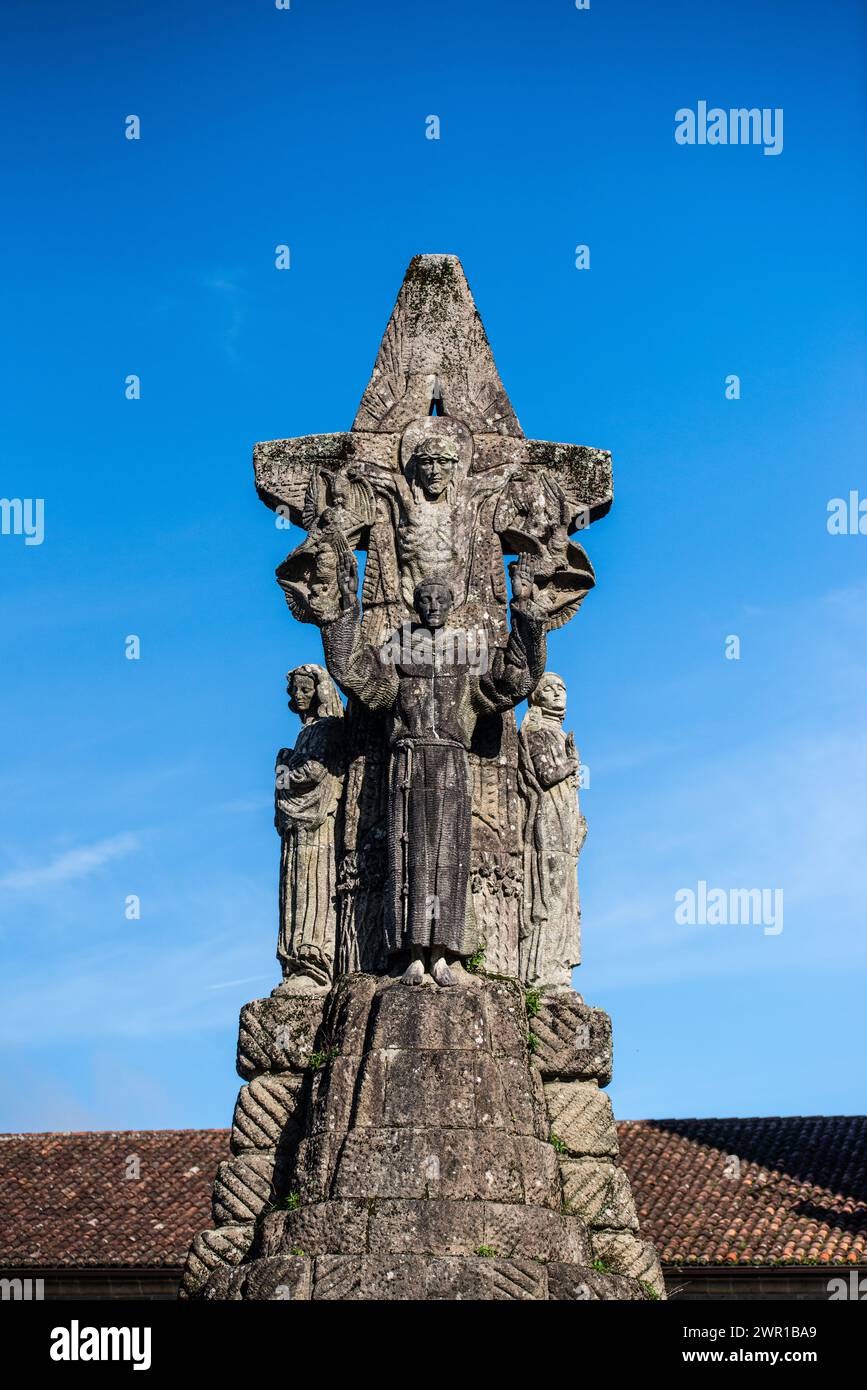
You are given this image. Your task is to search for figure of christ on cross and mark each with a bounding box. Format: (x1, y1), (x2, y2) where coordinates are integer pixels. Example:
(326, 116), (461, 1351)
(322, 551), (548, 986)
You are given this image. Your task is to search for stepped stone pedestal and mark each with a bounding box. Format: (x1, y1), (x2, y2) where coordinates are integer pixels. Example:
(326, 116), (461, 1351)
(181, 255), (665, 1303)
(182, 974), (664, 1301)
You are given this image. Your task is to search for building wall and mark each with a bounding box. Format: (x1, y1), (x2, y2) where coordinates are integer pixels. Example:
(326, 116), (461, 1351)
(3, 1265), (863, 1301)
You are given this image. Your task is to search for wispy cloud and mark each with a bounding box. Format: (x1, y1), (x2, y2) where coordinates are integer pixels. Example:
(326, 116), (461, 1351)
(204, 273), (245, 362)
(206, 974), (273, 992)
(0, 929), (274, 1046)
(0, 832), (140, 892)
(579, 582), (867, 996)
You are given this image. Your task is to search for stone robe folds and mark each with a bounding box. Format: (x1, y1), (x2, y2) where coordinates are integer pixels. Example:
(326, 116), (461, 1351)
(323, 608), (546, 957)
(275, 717), (345, 985)
(518, 719), (587, 990)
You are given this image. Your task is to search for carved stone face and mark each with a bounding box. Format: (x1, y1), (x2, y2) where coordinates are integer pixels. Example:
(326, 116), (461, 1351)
(413, 439), (458, 498)
(534, 674), (567, 720)
(414, 580), (453, 630)
(288, 671), (317, 717)
(328, 473), (350, 507)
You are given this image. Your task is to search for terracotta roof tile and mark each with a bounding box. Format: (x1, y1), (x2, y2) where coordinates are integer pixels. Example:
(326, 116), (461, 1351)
(0, 1129), (225, 1267)
(618, 1115), (867, 1267)
(0, 1116), (864, 1269)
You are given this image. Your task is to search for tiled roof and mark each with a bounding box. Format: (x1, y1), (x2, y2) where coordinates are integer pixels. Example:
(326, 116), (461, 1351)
(619, 1116), (867, 1267)
(0, 1129), (225, 1267)
(0, 1117), (864, 1269)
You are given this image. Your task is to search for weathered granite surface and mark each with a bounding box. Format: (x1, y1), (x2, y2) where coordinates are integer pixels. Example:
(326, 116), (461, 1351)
(529, 991), (613, 1084)
(182, 975), (664, 1301)
(180, 255), (665, 1302)
(255, 255), (602, 985)
(274, 665), (345, 990)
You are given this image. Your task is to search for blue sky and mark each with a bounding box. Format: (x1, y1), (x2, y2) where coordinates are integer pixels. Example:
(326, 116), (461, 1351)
(1, 0), (865, 1132)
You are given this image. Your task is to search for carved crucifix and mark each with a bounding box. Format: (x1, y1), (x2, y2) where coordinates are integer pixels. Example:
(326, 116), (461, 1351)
(255, 255), (612, 986)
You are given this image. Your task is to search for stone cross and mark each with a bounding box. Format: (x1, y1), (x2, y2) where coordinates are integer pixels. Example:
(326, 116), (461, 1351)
(181, 258), (666, 1303)
(254, 254), (613, 981)
(253, 254), (612, 601)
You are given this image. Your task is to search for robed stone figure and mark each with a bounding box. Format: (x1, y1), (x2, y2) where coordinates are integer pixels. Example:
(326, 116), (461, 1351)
(322, 551), (547, 987)
(518, 672), (587, 992)
(274, 665), (345, 993)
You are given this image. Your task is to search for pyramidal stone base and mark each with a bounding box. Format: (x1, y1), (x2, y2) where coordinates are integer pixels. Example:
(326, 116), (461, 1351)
(182, 974), (665, 1301)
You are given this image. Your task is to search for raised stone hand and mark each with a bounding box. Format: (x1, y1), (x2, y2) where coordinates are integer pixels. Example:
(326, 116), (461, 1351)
(335, 548), (359, 608)
(510, 551), (541, 615)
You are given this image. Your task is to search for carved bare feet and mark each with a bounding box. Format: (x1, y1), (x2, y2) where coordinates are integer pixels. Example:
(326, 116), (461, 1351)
(431, 954), (457, 988)
(402, 958), (425, 986)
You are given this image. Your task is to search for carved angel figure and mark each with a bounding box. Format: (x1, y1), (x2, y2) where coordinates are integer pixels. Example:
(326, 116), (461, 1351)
(494, 471), (597, 631)
(274, 665), (346, 993)
(275, 467), (377, 626)
(518, 672), (587, 992)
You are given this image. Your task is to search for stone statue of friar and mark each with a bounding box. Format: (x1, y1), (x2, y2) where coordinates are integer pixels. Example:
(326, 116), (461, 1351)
(322, 550), (548, 987)
(274, 664), (345, 994)
(518, 672), (587, 992)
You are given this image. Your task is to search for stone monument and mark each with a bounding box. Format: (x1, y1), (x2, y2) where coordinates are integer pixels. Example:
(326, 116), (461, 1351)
(181, 256), (665, 1301)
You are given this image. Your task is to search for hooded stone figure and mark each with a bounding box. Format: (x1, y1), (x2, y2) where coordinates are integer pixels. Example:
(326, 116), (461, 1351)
(322, 550), (547, 987)
(274, 664), (345, 993)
